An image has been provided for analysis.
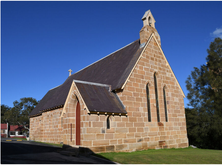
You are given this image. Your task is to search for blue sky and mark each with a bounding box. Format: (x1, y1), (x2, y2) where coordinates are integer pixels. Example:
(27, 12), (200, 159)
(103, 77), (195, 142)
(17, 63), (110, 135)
(1, 1), (222, 108)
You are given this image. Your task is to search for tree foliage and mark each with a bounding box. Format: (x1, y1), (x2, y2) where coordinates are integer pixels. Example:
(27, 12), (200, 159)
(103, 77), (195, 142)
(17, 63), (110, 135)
(1, 104), (11, 123)
(185, 37), (222, 149)
(1, 97), (38, 126)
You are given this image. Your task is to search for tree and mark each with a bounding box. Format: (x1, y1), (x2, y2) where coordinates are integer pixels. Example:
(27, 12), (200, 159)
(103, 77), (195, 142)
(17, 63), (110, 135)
(186, 37), (222, 149)
(18, 97), (38, 126)
(2, 97), (38, 126)
(1, 104), (11, 123)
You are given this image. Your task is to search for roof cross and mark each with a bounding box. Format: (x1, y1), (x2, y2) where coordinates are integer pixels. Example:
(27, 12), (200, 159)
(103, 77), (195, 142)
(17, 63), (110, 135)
(68, 69), (72, 76)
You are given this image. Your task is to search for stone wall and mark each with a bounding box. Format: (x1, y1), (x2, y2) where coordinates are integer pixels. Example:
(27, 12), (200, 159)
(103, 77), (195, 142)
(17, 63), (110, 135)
(59, 36), (188, 152)
(116, 36), (188, 150)
(30, 108), (63, 144)
(30, 115), (43, 141)
(30, 35), (188, 153)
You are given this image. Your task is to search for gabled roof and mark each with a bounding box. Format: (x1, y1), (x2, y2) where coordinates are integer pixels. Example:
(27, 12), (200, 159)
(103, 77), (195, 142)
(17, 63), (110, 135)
(9, 125), (26, 131)
(30, 39), (144, 117)
(74, 80), (126, 115)
(72, 39), (143, 90)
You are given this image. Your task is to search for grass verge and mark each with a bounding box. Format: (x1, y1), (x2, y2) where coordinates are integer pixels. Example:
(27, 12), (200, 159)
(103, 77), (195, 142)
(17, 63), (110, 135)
(97, 147), (222, 164)
(11, 137), (27, 141)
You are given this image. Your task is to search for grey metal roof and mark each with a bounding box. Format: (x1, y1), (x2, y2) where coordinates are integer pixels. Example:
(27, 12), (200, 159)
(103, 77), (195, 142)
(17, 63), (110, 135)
(29, 39), (143, 117)
(75, 80), (127, 115)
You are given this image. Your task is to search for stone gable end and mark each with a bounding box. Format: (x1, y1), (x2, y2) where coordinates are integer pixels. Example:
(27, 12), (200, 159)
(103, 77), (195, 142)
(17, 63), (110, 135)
(116, 36), (188, 150)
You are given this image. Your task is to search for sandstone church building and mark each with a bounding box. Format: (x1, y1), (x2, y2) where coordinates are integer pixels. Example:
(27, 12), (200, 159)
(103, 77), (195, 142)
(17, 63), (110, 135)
(29, 10), (189, 152)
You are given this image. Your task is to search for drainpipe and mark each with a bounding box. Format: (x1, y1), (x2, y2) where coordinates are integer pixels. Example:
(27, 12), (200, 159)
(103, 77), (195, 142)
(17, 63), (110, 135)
(6, 122), (8, 138)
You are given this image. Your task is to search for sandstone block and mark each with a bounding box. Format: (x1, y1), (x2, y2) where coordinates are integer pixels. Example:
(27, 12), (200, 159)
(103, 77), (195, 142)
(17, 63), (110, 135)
(127, 133), (135, 138)
(137, 128), (143, 132)
(93, 122), (103, 127)
(93, 140), (109, 146)
(96, 134), (104, 140)
(116, 128), (128, 133)
(124, 138), (136, 143)
(178, 143), (188, 148)
(150, 127), (158, 132)
(129, 117), (137, 122)
(83, 134), (95, 140)
(148, 132), (157, 136)
(135, 132), (142, 137)
(87, 128), (100, 133)
(114, 133), (126, 139)
(88, 115), (98, 121)
(106, 145), (115, 152)
(116, 144), (128, 151)
(117, 122), (125, 127)
(90, 146), (106, 153)
(106, 128), (115, 133)
(129, 143), (142, 151)
(110, 139), (117, 145)
(105, 134), (113, 139)
(134, 122), (144, 127)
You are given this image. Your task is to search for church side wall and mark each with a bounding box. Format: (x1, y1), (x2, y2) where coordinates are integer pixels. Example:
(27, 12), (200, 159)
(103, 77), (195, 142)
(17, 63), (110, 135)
(41, 108), (63, 144)
(29, 108), (63, 144)
(30, 115), (43, 141)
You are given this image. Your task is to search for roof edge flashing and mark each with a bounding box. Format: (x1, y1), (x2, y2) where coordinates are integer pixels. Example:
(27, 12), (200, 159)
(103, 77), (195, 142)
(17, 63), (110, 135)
(49, 84), (61, 91)
(73, 79), (111, 90)
(140, 42), (146, 48)
(112, 92), (126, 110)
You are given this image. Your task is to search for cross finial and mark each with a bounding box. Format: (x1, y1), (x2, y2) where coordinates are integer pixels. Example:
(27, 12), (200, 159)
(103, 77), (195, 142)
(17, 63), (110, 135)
(68, 69), (72, 76)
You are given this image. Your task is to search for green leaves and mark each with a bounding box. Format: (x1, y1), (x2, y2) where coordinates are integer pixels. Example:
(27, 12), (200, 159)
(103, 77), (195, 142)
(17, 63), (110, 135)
(1, 97), (38, 126)
(186, 37), (222, 149)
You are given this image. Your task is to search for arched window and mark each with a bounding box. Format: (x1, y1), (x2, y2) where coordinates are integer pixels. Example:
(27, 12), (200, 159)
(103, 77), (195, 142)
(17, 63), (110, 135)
(154, 73), (160, 122)
(163, 86), (168, 122)
(146, 83), (151, 122)
(107, 115), (110, 129)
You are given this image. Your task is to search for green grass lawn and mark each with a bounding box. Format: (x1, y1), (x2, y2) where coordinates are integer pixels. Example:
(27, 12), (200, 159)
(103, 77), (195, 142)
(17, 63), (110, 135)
(10, 138), (62, 147)
(97, 147), (222, 164)
(11, 137), (27, 141)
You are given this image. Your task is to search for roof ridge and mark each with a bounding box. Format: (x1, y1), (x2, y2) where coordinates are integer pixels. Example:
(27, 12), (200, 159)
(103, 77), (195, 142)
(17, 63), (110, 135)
(72, 39), (139, 76)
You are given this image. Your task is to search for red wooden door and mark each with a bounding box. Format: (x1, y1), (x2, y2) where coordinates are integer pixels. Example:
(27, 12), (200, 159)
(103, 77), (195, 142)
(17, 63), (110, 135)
(76, 101), (80, 145)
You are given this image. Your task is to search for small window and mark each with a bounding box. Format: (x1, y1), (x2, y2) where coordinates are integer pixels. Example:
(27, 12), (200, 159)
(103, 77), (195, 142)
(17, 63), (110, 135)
(148, 16), (152, 26)
(107, 116), (111, 129)
(18, 131), (23, 135)
(10, 131), (15, 135)
(146, 83), (151, 122)
(163, 86), (168, 122)
(154, 73), (160, 122)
